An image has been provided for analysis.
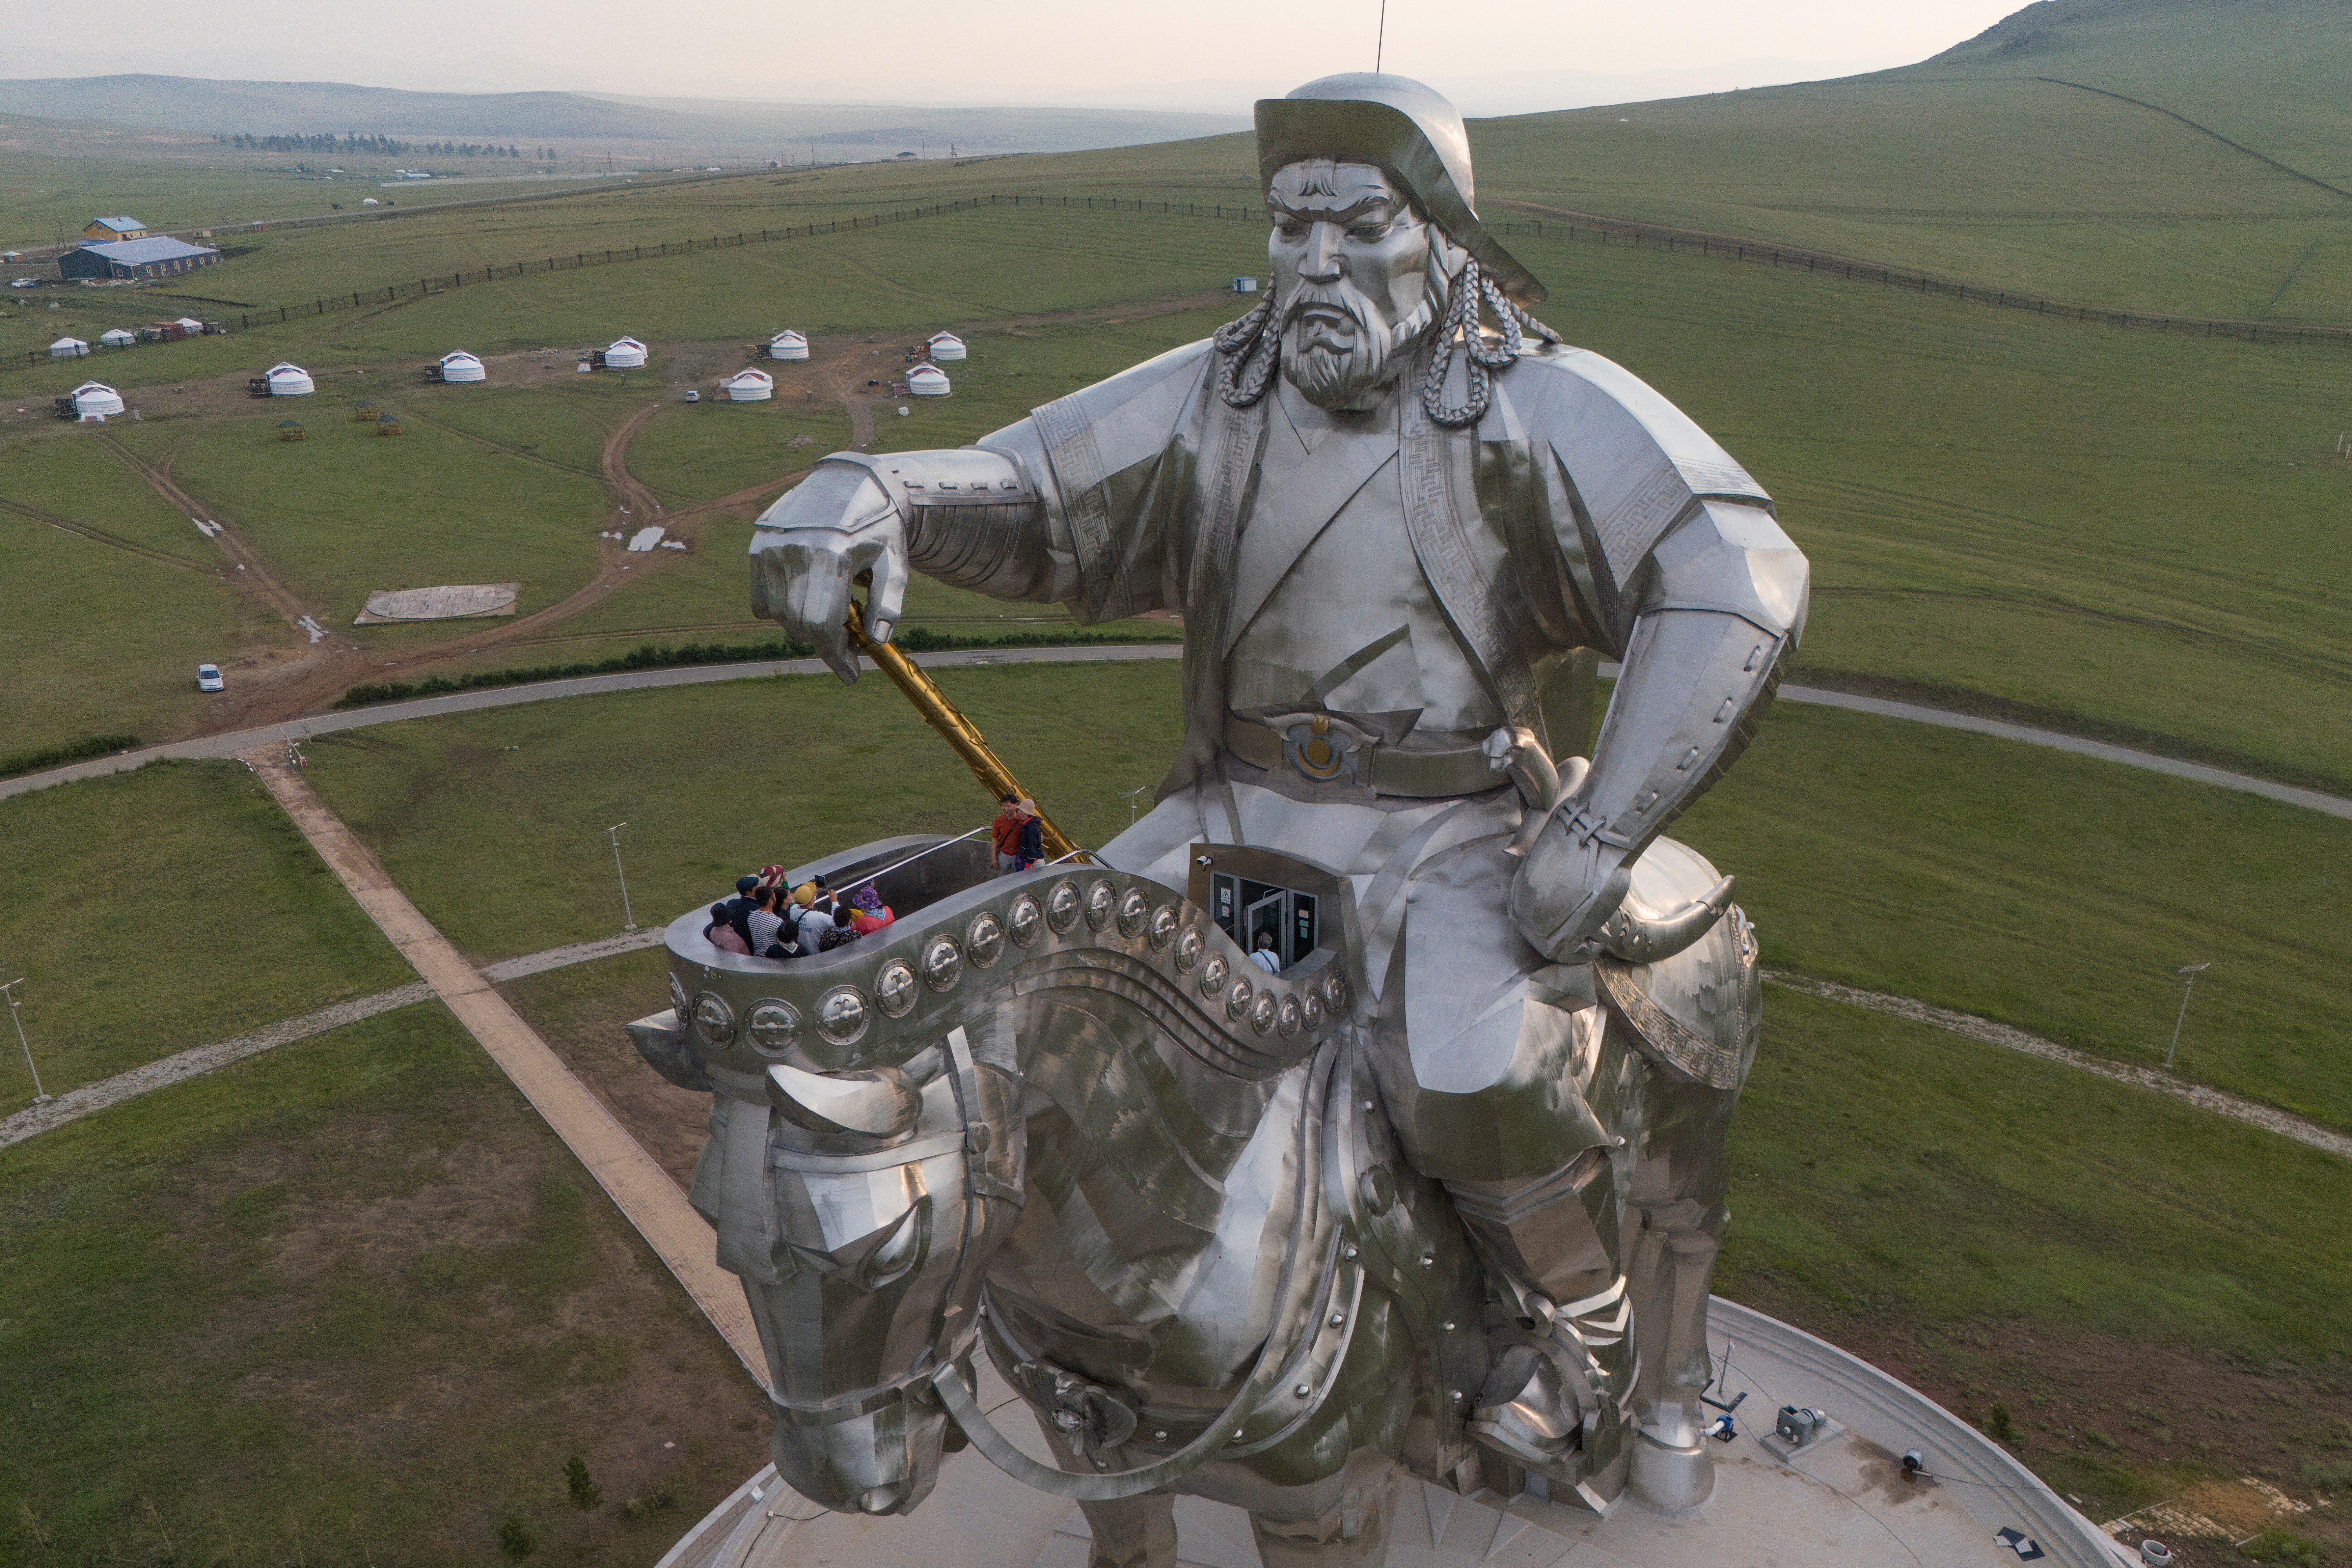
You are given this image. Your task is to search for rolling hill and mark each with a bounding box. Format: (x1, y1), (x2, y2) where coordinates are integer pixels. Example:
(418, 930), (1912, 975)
(0, 74), (1245, 158)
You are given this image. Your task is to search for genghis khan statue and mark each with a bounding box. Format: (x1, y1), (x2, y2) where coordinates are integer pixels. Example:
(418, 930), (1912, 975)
(737, 72), (1807, 1566)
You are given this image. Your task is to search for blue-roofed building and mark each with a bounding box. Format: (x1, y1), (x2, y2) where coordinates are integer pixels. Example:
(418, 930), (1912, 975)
(57, 236), (221, 282)
(82, 216), (148, 240)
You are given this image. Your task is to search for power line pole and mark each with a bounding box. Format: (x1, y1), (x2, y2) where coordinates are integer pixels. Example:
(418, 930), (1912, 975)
(603, 823), (638, 932)
(3, 978), (48, 1105)
(2165, 962), (2209, 1070)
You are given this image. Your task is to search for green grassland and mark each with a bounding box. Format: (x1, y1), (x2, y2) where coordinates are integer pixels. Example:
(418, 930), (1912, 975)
(0, 1003), (766, 1567)
(168, 405), (612, 627)
(293, 668), (2352, 1131)
(392, 381), (622, 484)
(1515, 230), (2352, 790)
(1674, 699), (2352, 1130)
(624, 394), (850, 503)
(1722, 987), (2352, 1521)
(3, 166), (2345, 782)
(0, 761), (411, 1117)
(298, 661), (1184, 962)
(0, 420), (296, 761)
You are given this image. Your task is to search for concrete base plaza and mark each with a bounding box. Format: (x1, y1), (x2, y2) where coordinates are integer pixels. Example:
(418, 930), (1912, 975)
(659, 1299), (2133, 1568)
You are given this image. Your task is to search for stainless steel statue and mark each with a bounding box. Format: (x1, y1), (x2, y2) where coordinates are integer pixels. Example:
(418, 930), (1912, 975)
(636, 72), (1808, 1567)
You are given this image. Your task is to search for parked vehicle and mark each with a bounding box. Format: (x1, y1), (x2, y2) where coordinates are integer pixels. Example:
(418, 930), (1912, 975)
(196, 663), (224, 692)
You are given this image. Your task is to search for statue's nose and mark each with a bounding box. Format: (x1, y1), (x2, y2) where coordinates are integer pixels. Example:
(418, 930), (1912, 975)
(1300, 221), (1346, 282)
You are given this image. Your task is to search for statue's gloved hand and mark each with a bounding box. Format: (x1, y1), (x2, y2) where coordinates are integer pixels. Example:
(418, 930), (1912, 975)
(1507, 802), (1632, 962)
(748, 464), (910, 681)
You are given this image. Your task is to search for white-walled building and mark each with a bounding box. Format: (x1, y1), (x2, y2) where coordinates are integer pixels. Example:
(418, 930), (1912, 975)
(603, 336), (648, 369)
(98, 328), (137, 347)
(48, 337), (89, 358)
(70, 381), (125, 418)
(907, 364), (951, 397)
(768, 330), (808, 361)
(265, 362), (316, 396)
(926, 331), (966, 361)
(439, 350), (486, 383)
(720, 368), (774, 402)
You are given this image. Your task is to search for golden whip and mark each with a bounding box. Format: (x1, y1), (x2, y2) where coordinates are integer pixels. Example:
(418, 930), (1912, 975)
(843, 599), (1087, 863)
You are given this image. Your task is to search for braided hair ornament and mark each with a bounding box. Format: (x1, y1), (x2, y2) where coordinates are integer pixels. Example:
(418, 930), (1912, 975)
(1212, 252), (1559, 427)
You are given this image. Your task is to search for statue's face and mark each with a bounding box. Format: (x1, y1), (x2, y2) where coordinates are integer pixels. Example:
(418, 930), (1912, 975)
(1267, 160), (1439, 410)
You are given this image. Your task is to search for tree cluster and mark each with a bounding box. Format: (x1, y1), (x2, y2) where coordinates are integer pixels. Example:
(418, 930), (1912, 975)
(416, 142), (524, 158)
(214, 132), (411, 154)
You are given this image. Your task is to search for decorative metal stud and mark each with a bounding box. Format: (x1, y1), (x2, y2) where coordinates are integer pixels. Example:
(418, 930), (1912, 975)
(921, 935), (964, 992)
(1275, 994), (1302, 1039)
(1302, 992), (1325, 1030)
(1174, 925), (1204, 972)
(1045, 880), (1082, 935)
(669, 972), (691, 1024)
(1117, 887), (1149, 939)
(1249, 991), (1277, 1035)
(1198, 953), (1229, 998)
(875, 961), (918, 1019)
(1226, 977), (1254, 1021)
(1144, 902), (1178, 951)
(966, 910), (1006, 968)
(746, 999), (802, 1056)
(1322, 972), (1350, 1012)
(815, 986), (869, 1046)
(1085, 879), (1117, 931)
(691, 992), (735, 1047)
(1007, 893), (1043, 949)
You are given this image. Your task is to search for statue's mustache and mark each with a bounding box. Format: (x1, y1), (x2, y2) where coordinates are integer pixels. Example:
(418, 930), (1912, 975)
(1283, 286), (1379, 346)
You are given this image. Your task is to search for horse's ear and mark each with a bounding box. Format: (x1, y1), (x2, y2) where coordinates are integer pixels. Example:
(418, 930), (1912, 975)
(767, 1060), (924, 1139)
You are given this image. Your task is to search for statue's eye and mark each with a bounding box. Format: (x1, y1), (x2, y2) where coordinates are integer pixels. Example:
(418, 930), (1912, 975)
(1275, 221), (1306, 241)
(1348, 223), (1390, 242)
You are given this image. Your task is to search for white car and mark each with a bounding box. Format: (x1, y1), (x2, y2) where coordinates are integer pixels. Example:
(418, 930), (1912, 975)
(196, 663), (224, 692)
(8, 278), (37, 289)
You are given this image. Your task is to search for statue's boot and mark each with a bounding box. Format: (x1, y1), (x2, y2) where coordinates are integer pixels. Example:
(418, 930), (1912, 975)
(1245, 1450), (1401, 1568)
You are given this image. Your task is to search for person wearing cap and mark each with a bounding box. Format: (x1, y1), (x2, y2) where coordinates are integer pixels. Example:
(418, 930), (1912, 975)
(720, 874), (761, 951)
(747, 71), (1806, 1542)
(1013, 798), (1044, 869)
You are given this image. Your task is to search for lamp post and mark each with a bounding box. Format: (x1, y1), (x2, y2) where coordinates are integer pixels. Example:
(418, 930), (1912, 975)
(3, 978), (48, 1105)
(603, 823), (637, 932)
(2164, 962), (2209, 1071)
(1120, 784), (1151, 827)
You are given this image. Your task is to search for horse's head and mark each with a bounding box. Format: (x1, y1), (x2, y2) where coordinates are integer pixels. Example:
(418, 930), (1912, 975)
(746, 1028), (1023, 1514)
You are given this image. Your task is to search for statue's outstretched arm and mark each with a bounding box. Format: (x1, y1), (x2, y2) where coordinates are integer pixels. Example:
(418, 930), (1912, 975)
(1509, 499), (1809, 960)
(748, 446), (1060, 680)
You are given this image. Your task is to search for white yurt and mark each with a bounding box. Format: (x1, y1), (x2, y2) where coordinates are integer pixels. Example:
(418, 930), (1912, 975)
(48, 337), (89, 358)
(768, 330), (808, 361)
(603, 336), (648, 369)
(907, 364), (951, 397)
(174, 316), (205, 335)
(439, 350), (486, 383)
(70, 381), (125, 418)
(265, 362), (316, 396)
(721, 368), (773, 402)
(926, 331), (967, 361)
(98, 328), (137, 347)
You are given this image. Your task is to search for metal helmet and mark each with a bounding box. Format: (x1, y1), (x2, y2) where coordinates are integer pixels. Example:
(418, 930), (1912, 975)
(1255, 72), (1545, 304)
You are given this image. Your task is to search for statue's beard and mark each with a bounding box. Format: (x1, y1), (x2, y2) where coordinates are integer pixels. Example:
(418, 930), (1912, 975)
(1278, 275), (1439, 409)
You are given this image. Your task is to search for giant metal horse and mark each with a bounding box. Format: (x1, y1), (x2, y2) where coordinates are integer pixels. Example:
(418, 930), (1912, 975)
(630, 73), (1808, 1567)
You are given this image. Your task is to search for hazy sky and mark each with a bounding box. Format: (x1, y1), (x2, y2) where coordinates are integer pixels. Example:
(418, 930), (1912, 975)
(10, 0), (2028, 108)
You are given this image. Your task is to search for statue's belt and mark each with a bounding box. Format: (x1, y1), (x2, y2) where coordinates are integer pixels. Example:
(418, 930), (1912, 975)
(1223, 712), (1502, 798)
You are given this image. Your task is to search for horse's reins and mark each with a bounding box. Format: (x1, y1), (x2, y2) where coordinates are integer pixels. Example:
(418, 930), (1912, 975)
(928, 1035), (1346, 1501)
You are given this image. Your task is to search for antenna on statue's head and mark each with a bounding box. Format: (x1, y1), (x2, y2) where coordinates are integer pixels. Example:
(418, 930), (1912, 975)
(1376, 0), (1389, 71)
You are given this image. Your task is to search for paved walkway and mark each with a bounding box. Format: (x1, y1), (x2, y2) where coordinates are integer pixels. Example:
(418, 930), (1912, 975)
(4, 646), (2345, 821)
(0, 929), (669, 1151)
(241, 746), (770, 1389)
(1766, 971), (2352, 1160)
(0, 646), (1184, 801)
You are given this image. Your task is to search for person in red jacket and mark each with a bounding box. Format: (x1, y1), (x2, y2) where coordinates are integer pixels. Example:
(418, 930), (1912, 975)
(848, 885), (893, 935)
(990, 792), (1025, 873)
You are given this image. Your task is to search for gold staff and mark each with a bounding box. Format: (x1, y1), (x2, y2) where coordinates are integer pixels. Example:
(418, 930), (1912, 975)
(843, 598), (1088, 863)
